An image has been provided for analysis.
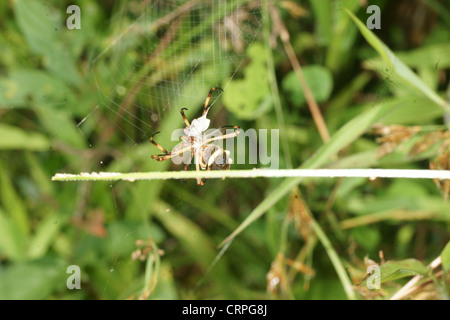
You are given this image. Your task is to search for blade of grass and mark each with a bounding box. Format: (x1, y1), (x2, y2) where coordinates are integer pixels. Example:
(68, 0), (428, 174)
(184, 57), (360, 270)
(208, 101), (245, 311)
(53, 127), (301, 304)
(310, 219), (357, 300)
(168, 183), (239, 231)
(309, 0), (331, 46)
(152, 200), (220, 271)
(140, 242), (161, 300)
(0, 161), (29, 236)
(153, 200), (235, 297)
(0, 124), (50, 150)
(271, 4), (330, 143)
(345, 8), (450, 111)
(0, 209), (27, 261)
(288, 187), (356, 299)
(215, 98), (421, 247)
(325, 0), (360, 72)
(340, 209), (450, 229)
(264, 0), (293, 167)
(52, 168), (450, 182)
(27, 213), (65, 259)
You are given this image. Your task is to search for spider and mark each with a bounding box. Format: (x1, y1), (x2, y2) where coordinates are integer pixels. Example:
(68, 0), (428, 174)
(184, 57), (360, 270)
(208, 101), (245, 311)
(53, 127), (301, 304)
(150, 87), (241, 185)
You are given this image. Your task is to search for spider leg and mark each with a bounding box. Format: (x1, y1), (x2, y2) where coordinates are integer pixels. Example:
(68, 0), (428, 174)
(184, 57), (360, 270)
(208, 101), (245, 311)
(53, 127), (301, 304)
(205, 126), (241, 143)
(149, 132), (169, 154)
(195, 148), (204, 185)
(179, 147), (194, 184)
(151, 143), (193, 162)
(204, 125), (241, 139)
(180, 108), (190, 127)
(184, 149), (194, 170)
(203, 87), (224, 115)
(150, 132), (195, 162)
(151, 153), (173, 161)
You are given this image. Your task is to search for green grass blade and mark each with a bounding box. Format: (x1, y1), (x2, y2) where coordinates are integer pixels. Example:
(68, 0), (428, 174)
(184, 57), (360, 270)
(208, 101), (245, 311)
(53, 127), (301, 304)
(0, 124), (50, 150)
(27, 213), (64, 260)
(51, 168), (450, 182)
(344, 8), (449, 111)
(311, 219), (357, 300)
(219, 99), (405, 247)
(309, 0), (331, 45)
(0, 162), (29, 236)
(0, 209), (27, 261)
(153, 201), (219, 270)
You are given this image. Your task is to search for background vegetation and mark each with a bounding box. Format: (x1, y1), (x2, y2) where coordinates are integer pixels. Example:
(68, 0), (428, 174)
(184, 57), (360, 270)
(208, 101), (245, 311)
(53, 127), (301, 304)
(0, 0), (449, 299)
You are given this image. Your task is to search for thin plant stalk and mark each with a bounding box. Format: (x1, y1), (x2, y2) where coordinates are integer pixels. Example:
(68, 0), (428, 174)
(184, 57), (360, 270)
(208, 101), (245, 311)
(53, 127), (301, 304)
(264, 0), (293, 168)
(310, 219), (357, 300)
(270, 5), (330, 143)
(52, 168), (450, 182)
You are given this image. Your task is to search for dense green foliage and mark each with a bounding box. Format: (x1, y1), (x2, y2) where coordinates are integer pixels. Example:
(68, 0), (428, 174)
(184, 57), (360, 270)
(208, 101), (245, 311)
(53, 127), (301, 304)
(0, 0), (449, 299)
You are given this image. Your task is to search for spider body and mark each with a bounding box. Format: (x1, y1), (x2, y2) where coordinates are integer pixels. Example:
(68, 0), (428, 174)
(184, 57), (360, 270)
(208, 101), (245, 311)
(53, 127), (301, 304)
(200, 145), (232, 171)
(150, 87), (240, 185)
(183, 112), (210, 138)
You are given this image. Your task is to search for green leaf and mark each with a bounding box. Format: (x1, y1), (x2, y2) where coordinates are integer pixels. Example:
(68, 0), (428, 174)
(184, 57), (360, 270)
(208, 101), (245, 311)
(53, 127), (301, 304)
(325, 0), (360, 72)
(0, 257), (67, 299)
(0, 70), (75, 108)
(152, 201), (233, 296)
(13, 0), (81, 86)
(223, 43), (271, 120)
(345, 8), (449, 111)
(350, 226), (381, 252)
(24, 152), (54, 195)
(0, 162), (29, 236)
(379, 97), (442, 125)
(366, 43), (450, 69)
(34, 105), (86, 149)
(27, 213), (65, 260)
(0, 209), (27, 261)
(309, 0), (331, 45)
(282, 65), (333, 106)
(360, 259), (429, 287)
(153, 201), (217, 270)
(145, 263), (178, 299)
(0, 124), (50, 150)
(379, 259), (428, 283)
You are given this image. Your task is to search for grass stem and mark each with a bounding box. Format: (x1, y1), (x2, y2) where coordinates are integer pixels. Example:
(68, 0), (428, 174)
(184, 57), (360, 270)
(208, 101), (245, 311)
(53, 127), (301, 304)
(52, 168), (450, 182)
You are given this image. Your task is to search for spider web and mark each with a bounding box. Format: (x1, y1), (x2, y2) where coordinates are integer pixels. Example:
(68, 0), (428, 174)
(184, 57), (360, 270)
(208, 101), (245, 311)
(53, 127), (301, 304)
(80, 0), (263, 299)
(88, 0), (262, 148)
(65, 1), (449, 299)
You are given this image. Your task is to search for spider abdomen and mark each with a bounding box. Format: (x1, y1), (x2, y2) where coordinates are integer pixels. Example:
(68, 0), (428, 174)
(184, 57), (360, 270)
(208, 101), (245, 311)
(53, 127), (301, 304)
(200, 145), (232, 171)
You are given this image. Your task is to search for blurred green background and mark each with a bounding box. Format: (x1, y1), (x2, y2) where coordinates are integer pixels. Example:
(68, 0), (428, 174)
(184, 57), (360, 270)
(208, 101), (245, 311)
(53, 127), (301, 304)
(0, 0), (449, 300)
